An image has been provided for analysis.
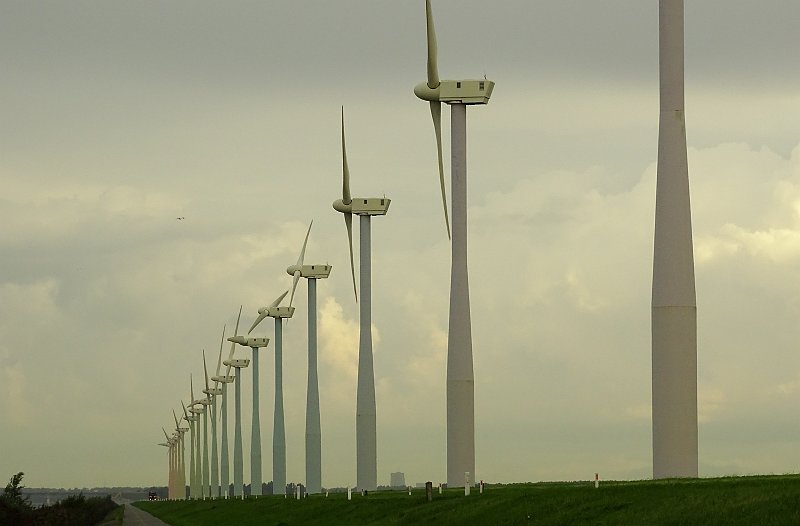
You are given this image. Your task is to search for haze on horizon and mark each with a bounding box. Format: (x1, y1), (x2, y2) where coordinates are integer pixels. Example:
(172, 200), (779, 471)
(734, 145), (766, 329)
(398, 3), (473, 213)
(2, 0), (799, 489)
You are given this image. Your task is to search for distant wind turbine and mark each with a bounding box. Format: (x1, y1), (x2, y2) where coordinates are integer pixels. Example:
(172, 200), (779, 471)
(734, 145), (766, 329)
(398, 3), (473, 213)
(413, 0), (494, 487)
(181, 401), (199, 499)
(202, 345), (224, 498)
(332, 108), (390, 491)
(223, 318), (251, 498)
(248, 290), (293, 496)
(286, 221), (331, 494)
(216, 307), (242, 498)
(172, 409), (188, 499)
(188, 376), (208, 498)
(228, 333), (271, 497)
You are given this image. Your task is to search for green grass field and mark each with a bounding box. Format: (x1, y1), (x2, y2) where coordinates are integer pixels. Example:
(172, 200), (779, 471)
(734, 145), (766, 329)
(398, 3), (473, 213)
(135, 475), (800, 525)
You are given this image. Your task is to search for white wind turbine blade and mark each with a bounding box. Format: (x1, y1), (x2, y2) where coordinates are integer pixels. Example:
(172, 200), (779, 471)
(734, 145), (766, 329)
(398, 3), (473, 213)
(289, 221), (312, 309)
(215, 324), (226, 378)
(248, 313), (267, 335)
(173, 409), (181, 429)
(224, 306), (243, 377)
(341, 108), (358, 302)
(163, 427), (171, 442)
(203, 350), (210, 394)
(426, 0), (440, 90)
(431, 100), (450, 239)
(190, 374), (195, 404)
(424, 0), (449, 239)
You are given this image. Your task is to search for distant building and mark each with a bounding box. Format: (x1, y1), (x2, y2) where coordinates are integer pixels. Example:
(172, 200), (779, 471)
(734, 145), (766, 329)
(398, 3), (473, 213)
(390, 472), (406, 488)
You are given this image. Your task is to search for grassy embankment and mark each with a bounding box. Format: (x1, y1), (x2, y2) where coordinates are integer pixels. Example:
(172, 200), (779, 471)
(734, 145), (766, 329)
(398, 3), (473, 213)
(135, 475), (800, 525)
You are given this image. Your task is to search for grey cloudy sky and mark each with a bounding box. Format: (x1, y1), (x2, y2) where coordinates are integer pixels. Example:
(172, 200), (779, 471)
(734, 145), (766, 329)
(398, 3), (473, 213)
(1, 1), (799, 489)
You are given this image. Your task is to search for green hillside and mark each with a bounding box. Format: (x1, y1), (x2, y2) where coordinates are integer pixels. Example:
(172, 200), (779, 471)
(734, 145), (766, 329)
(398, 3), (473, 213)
(135, 475), (800, 525)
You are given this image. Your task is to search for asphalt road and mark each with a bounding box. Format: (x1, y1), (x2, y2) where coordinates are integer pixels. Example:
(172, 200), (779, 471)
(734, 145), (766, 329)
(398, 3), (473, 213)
(122, 503), (171, 526)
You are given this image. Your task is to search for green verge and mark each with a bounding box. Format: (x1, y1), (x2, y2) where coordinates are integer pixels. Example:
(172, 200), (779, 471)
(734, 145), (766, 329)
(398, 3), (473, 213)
(134, 475), (800, 526)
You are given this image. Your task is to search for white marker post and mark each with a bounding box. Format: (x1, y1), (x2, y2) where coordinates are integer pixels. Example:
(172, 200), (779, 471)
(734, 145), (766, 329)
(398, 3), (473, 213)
(594, 473), (599, 489)
(464, 472), (471, 496)
(439, 483), (442, 495)
(347, 487), (352, 501)
(479, 480), (484, 494)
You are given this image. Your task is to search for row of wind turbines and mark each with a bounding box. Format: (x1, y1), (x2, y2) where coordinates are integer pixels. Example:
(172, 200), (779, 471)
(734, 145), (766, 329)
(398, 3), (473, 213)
(159, 0), (699, 497)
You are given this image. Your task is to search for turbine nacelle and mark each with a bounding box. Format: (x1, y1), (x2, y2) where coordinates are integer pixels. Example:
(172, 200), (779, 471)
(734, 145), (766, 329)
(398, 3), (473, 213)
(414, 79), (494, 105)
(203, 386), (223, 396)
(256, 305), (295, 319)
(223, 358), (250, 369)
(285, 263), (332, 279)
(333, 197), (391, 216)
(227, 335), (270, 348)
(211, 374), (235, 384)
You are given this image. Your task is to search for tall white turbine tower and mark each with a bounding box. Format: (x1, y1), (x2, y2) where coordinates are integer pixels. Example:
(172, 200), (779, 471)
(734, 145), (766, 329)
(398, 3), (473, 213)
(172, 409), (188, 499)
(248, 290), (293, 496)
(196, 365), (213, 498)
(224, 326), (251, 497)
(202, 347), (224, 498)
(160, 429), (177, 499)
(216, 307), (242, 498)
(158, 440), (173, 499)
(332, 109), (390, 491)
(181, 401), (199, 499)
(286, 221), (332, 494)
(652, 0), (698, 479)
(187, 378), (207, 498)
(413, 0), (494, 487)
(228, 334), (271, 497)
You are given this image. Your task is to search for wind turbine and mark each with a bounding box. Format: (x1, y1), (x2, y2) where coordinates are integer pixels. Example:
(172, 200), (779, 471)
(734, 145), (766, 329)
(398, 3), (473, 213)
(203, 345), (224, 498)
(158, 439), (173, 499)
(248, 290), (293, 496)
(162, 428), (180, 499)
(172, 409), (188, 499)
(286, 221), (331, 494)
(228, 334), (270, 497)
(652, 0), (697, 479)
(223, 320), (251, 498)
(215, 307), (241, 498)
(197, 365), (213, 498)
(413, 0), (494, 487)
(188, 376), (208, 498)
(332, 109), (390, 491)
(181, 401), (199, 499)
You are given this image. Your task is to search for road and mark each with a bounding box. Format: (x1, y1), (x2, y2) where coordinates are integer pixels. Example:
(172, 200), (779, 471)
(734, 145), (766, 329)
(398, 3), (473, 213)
(121, 503), (172, 526)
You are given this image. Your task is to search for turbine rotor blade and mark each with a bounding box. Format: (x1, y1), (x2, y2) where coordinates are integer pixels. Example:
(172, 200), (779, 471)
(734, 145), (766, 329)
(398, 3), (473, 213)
(172, 409), (180, 429)
(270, 290), (289, 309)
(247, 313), (267, 335)
(297, 221), (313, 267)
(289, 271), (301, 309)
(203, 349), (210, 391)
(345, 213), (357, 302)
(341, 107), (351, 205)
(426, 0), (440, 89)
(225, 305), (243, 376)
(430, 100), (450, 239)
(190, 374), (195, 404)
(215, 324), (226, 377)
